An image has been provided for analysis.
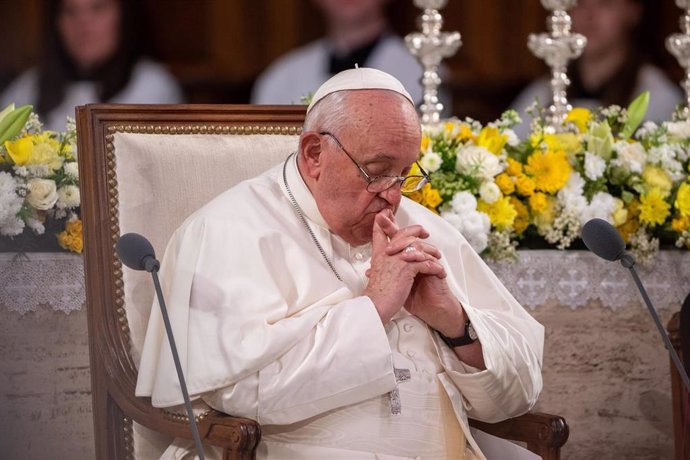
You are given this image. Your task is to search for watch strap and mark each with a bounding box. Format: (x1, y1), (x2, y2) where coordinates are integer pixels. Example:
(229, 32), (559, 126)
(437, 320), (476, 348)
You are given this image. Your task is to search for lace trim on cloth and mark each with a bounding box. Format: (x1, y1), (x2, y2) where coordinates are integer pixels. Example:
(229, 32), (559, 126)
(0, 252), (85, 315)
(488, 250), (690, 310)
(1, 250), (687, 314)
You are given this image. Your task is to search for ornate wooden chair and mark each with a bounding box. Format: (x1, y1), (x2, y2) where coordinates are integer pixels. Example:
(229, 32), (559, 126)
(77, 104), (569, 460)
(668, 294), (690, 460)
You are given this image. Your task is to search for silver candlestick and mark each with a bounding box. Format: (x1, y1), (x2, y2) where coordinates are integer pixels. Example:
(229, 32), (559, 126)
(528, 0), (586, 130)
(667, 0), (690, 116)
(405, 0), (461, 125)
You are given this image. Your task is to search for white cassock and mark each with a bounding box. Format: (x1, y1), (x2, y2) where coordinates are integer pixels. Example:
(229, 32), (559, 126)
(136, 154), (544, 460)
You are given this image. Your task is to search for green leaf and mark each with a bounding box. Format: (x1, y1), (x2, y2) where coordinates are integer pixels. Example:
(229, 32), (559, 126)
(0, 105), (32, 144)
(0, 103), (16, 124)
(620, 91), (649, 140)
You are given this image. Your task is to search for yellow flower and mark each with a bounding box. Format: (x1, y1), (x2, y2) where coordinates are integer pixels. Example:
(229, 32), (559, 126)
(528, 192), (549, 213)
(532, 195), (557, 233)
(515, 174), (536, 197)
(565, 107), (591, 133)
(642, 165), (673, 197)
(510, 197), (529, 235)
(618, 200), (640, 243)
(675, 182), (690, 217)
(525, 150), (571, 194)
(420, 135), (430, 153)
(639, 189), (671, 226)
(422, 184), (442, 210)
(672, 216), (690, 233)
(57, 218), (83, 254)
(495, 173), (515, 195)
(476, 126), (507, 155)
(4, 132), (63, 170)
(543, 133), (581, 156)
(5, 136), (33, 165)
(505, 157), (523, 176)
(612, 198), (628, 227)
(477, 196), (517, 230)
(457, 123), (474, 141)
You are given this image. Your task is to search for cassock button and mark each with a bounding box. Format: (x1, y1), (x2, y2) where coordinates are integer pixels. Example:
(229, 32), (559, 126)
(403, 323), (414, 332)
(406, 349), (416, 358)
(354, 252), (363, 261)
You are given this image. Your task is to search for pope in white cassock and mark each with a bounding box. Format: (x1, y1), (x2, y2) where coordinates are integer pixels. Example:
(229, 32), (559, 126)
(135, 68), (545, 460)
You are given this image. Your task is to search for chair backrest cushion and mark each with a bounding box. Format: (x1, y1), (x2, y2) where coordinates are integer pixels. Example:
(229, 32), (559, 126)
(114, 132), (300, 365)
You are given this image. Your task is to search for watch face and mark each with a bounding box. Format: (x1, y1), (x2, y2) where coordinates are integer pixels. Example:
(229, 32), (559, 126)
(468, 323), (478, 341)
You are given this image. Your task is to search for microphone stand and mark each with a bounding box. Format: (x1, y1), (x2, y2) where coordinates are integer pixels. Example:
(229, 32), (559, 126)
(621, 254), (690, 394)
(150, 266), (206, 460)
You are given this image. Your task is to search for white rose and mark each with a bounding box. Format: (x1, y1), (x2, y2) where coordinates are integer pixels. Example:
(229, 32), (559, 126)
(57, 185), (80, 209)
(479, 181), (501, 204)
(64, 162), (79, 180)
(455, 146), (502, 180)
(26, 178), (58, 210)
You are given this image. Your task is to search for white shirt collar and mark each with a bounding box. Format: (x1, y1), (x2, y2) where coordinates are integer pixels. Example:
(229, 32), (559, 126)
(283, 152), (330, 230)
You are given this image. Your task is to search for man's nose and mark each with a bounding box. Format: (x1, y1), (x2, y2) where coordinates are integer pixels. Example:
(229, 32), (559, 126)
(378, 184), (402, 205)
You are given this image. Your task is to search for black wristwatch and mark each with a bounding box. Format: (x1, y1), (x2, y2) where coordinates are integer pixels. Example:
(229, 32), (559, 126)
(437, 320), (478, 348)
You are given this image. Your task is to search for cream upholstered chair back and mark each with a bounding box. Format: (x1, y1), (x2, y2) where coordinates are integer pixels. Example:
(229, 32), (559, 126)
(77, 104), (305, 459)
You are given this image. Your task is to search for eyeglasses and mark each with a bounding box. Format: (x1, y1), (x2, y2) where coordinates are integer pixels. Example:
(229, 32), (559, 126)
(319, 131), (430, 194)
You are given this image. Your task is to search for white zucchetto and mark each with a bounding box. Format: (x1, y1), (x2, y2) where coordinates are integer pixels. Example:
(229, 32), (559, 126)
(306, 67), (415, 113)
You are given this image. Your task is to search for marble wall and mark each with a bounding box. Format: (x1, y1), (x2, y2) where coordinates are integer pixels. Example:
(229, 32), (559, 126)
(0, 301), (677, 459)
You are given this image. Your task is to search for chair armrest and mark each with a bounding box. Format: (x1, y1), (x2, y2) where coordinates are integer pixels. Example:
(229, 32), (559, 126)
(469, 411), (569, 460)
(197, 411), (261, 460)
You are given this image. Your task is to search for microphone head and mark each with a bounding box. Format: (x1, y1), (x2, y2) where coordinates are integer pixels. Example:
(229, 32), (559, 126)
(116, 233), (156, 271)
(581, 218), (626, 261)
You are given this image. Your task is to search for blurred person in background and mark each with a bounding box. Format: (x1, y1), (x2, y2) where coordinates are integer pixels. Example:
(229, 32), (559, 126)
(1, 0), (184, 131)
(511, 0), (682, 137)
(251, 0), (425, 106)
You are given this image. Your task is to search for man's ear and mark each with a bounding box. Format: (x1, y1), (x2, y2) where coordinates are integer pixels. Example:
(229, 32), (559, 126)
(298, 132), (323, 179)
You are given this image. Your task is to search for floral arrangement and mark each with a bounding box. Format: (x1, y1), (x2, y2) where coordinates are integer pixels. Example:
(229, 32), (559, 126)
(0, 104), (82, 253)
(406, 92), (690, 264)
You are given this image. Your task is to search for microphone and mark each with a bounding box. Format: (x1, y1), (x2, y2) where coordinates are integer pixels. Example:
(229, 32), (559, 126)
(116, 233), (206, 460)
(581, 218), (690, 394)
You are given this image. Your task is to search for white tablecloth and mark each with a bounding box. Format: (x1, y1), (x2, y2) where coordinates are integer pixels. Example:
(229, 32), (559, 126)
(1, 250), (688, 314)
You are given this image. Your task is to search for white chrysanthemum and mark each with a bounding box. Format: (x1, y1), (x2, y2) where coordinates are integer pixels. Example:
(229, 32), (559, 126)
(584, 152), (606, 180)
(419, 151), (442, 173)
(648, 145), (684, 181)
(613, 141), (646, 174)
(479, 181), (501, 204)
(26, 216), (45, 235)
(441, 209), (490, 253)
(561, 171), (585, 195)
(579, 191), (617, 226)
(666, 120), (690, 141)
(57, 185), (80, 209)
(0, 172), (25, 236)
(635, 121), (659, 140)
(503, 129), (520, 147)
(455, 145), (502, 180)
(64, 162), (79, 180)
(558, 172), (587, 215)
(450, 191), (477, 214)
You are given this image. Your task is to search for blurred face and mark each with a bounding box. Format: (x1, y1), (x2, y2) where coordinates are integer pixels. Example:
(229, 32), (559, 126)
(57, 0), (121, 71)
(571, 0), (642, 59)
(311, 0), (388, 26)
(305, 91), (421, 246)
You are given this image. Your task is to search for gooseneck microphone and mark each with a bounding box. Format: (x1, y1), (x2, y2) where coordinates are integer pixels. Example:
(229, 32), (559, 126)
(581, 218), (690, 394)
(116, 233), (206, 460)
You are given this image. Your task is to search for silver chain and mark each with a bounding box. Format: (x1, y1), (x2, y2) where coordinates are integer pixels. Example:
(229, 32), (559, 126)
(282, 152), (343, 282)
